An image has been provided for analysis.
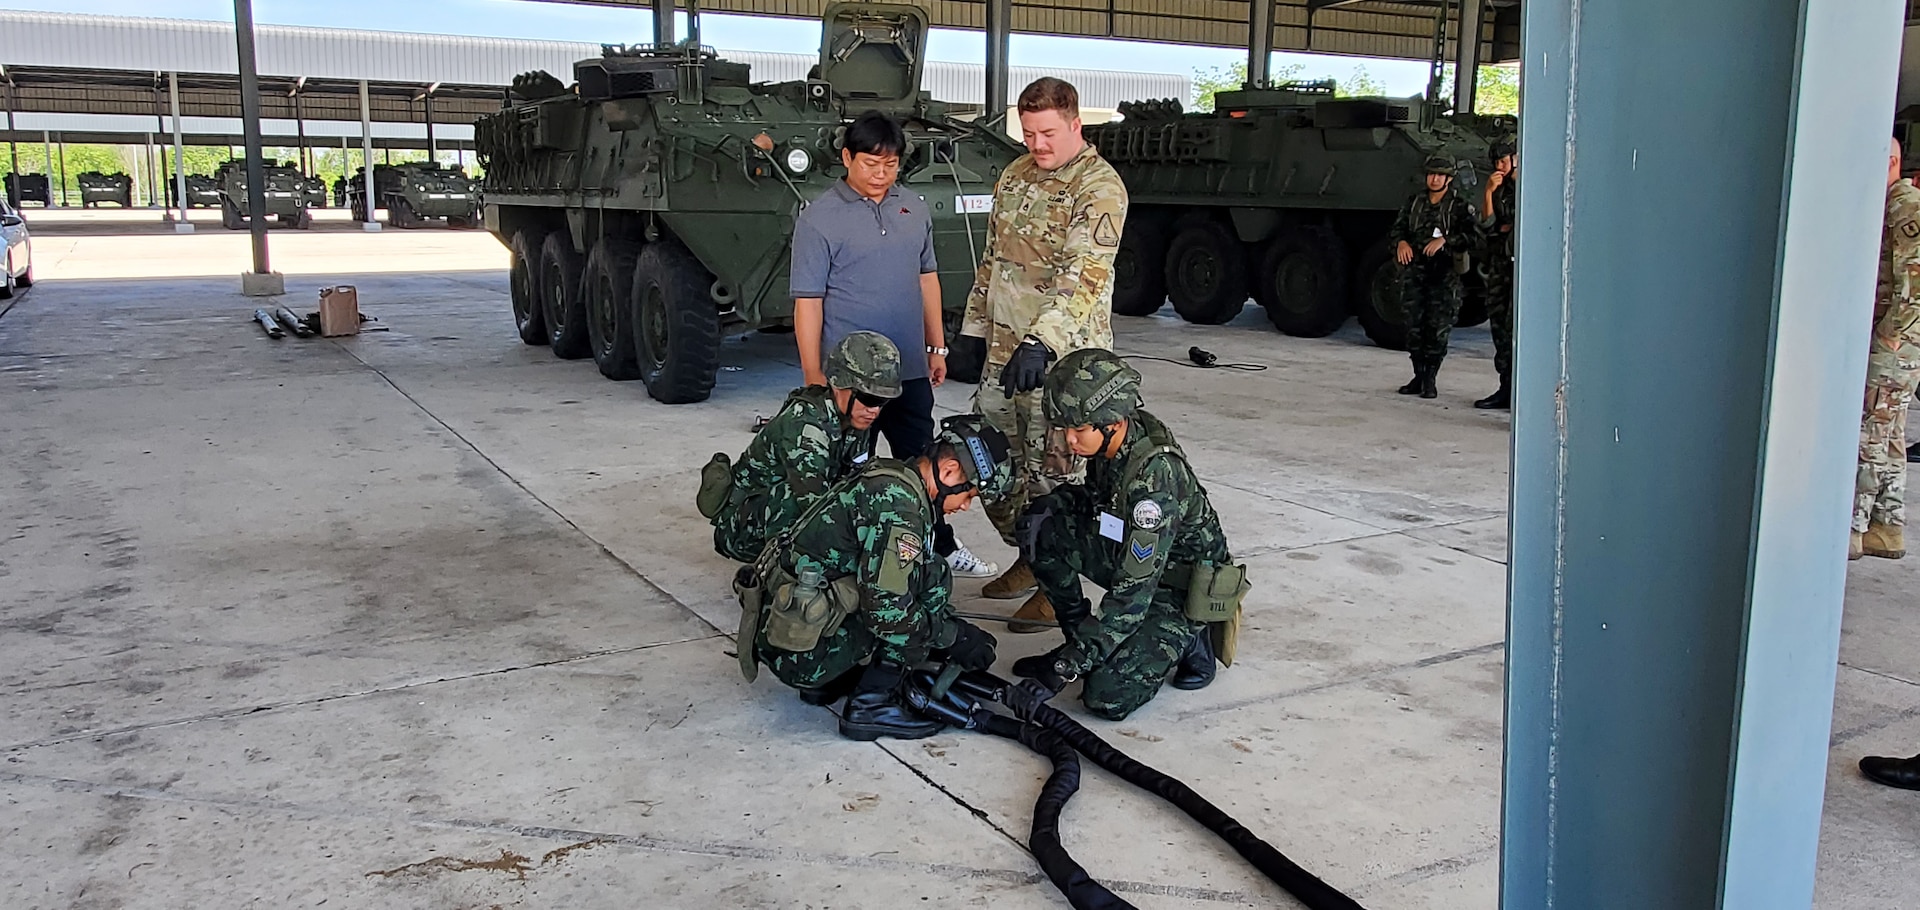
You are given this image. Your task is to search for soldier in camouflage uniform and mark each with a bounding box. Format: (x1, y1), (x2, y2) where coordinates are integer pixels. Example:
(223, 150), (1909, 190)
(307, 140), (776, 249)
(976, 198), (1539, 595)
(1009, 350), (1238, 721)
(1476, 140), (1518, 410)
(708, 332), (901, 562)
(961, 76), (1130, 633)
(744, 415), (1014, 740)
(1853, 137), (1920, 561)
(1391, 156), (1482, 400)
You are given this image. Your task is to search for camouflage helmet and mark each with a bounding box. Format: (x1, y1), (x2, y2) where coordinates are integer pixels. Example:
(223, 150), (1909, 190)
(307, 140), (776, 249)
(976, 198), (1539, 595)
(1423, 155), (1456, 176)
(1043, 349), (1142, 428)
(826, 331), (904, 398)
(1490, 138), (1516, 161)
(934, 414), (1014, 501)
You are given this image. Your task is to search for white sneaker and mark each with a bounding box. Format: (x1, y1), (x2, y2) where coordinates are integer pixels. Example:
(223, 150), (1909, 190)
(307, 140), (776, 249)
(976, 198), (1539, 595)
(947, 543), (1000, 578)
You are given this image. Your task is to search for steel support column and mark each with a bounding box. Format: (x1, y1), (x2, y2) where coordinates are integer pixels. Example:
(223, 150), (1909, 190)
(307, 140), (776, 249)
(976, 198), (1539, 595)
(169, 72), (191, 230)
(1501, 1), (1906, 908)
(5, 81), (17, 208)
(984, 0), (1011, 124)
(1247, 0), (1275, 88)
(359, 79), (378, 231)
(653, 0), (674, 46)
(424, 93), (436, 161)
(232, 0), (272, 281)
(1452, 0), (1483, 113)
(54, 132), (66, 206)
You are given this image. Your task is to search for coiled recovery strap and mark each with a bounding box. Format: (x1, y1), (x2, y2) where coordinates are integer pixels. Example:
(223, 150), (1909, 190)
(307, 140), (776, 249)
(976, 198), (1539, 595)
(908, 670), (1371, 910)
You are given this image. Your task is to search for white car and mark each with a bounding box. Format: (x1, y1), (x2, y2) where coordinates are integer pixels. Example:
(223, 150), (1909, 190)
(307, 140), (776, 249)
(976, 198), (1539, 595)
(0, 195), (31, 299)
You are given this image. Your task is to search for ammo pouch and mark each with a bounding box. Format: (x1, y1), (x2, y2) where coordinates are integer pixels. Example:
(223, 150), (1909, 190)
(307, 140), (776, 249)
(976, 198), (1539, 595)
(759, 566), (859, 653)
(696, 452), (734, 520)
(1453, 250), (1472, 276)
(733, 566), (763, 682)
(1181, 561), (1250, 624)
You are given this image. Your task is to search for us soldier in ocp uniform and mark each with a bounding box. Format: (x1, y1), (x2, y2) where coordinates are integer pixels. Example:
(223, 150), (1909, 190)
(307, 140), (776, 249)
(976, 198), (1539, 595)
(1852, 136), (1920, 561)
(737, 416), (1012, 741)
(703, 332), (900, 562)
(1476, 140), (1518, 410)
(1391, 156), (1482, 400)
(961, 76), (1129, 633)
(1009, 350), (1245, 721)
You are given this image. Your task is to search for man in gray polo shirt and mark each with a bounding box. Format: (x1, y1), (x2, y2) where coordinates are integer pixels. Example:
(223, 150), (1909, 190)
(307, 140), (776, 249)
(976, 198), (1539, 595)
(791, 111), (997, 579)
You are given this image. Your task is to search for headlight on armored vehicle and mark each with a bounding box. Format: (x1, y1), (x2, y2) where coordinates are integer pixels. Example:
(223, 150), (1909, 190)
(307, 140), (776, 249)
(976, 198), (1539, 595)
(784, 148), (811, 175)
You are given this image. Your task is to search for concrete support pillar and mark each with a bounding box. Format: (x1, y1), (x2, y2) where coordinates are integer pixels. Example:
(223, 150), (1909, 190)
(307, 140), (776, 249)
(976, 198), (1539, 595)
(1247, 0), (1275, 88)
(984, 0), (1011, 124)
(169, 72), (192, 231)
(1452, 0), (1483, 113)
(358, 79), (379, 232)
(1500, 1), (1908, 908)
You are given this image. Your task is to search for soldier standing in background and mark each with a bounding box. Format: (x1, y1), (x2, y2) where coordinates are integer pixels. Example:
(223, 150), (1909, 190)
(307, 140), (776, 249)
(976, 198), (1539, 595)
(961, 76), (1129, 633)
(1391, 156), (1481, 400)
(1851, 136), (1920, 561)
(1475, 140), (1518, 410)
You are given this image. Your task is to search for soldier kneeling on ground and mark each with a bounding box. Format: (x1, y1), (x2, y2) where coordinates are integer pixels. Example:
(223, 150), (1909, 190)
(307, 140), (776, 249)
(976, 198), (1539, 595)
(699, 332), (901, 562)
(733, 415), (1014, 741)
(1010, 349), (1248, 721)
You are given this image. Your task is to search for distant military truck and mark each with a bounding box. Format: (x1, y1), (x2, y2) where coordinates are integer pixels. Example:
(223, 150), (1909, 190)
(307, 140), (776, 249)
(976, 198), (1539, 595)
(180, 174), (221, 208)
(215, 160), (313, 230)
(346, 163), (481, 229)
(4, 173), (53, 207)
(474, 2), (1020, 403)
(302, 175), (329, 209)
(77, 171), (135, 208)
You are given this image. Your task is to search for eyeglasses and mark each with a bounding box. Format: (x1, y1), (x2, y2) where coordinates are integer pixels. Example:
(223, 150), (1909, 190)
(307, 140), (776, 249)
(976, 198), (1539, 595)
(852, 391), (894, 409)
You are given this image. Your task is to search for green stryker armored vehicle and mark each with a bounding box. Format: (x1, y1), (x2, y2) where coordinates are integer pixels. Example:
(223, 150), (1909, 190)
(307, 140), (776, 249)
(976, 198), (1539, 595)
(215, 160), (313, 230)
(302, 175), (329, 209)
(346, 162), (482, 229)
(77, 171), (134, 208)
(474, 1), (1021, 403)
(181, 174), (221, 208)
(1084, 82), (1494, 350)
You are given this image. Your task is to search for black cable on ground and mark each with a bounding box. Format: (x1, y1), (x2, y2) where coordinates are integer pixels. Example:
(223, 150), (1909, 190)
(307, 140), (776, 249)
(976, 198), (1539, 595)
(981, 714), (1134, 910)
(1125, 346), (1268, 372)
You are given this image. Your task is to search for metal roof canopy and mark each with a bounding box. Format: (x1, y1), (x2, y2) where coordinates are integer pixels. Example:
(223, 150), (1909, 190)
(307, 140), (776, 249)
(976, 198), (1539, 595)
(0, 65), (502, 128)
(562, 0), (1523, 63)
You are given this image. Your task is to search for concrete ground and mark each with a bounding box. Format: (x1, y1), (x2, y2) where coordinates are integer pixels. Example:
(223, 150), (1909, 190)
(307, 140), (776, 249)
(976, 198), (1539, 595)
(0, 222), (1913, 909)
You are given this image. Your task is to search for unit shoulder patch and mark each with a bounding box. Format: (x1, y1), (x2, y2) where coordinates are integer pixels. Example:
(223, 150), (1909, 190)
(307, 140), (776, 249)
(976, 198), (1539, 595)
(1131, 498), (1163, 531)
(877, 525), (921, 595)
(1093, 212), (1121, 248)
(1901, 219), (1919, 240)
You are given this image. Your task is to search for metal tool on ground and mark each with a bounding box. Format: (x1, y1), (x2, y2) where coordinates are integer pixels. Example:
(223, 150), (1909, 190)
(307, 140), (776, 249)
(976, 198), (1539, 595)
(900, 667), (1370, 910)
(271, 306), (312, 337)
(253, 308), (284, 339)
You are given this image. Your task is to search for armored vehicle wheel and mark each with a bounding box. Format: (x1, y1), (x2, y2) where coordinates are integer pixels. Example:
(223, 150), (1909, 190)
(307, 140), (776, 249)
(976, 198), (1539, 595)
(1455, 267), (1488, 327)
(1111, 216), (1170, 317)
(448, 215), (474, 230)
(220, 199), (243, 231)
(942, 308), (985, 385)
(1353, 239), (1411, 352)
(539, 234), (591, 359)
(1165, 218), (1248, 325)
(391, 197), (420, 229)
(295, 209), (314, 230)
(631, 239), (720, 404)
(1255, 226), (1349, 337)
(509, 229), (547, 345)
(349, 199), (367, 222)
(585, 237), (645, 381)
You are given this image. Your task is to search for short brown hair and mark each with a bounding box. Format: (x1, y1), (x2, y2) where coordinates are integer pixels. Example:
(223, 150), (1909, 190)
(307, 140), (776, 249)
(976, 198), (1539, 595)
(1017, 77), (1080, 121)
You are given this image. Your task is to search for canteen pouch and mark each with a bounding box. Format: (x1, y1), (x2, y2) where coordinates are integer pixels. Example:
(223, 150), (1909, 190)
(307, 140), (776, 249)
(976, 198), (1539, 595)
(761, 569), (852, 653)
(733, 567), (763, 681)
(1183, 561), (1249, 624)
(696, 453), (734, 519)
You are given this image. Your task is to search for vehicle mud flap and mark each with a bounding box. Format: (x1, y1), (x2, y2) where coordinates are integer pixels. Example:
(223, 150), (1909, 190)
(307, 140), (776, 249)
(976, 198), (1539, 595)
(733, 566), (762, 682)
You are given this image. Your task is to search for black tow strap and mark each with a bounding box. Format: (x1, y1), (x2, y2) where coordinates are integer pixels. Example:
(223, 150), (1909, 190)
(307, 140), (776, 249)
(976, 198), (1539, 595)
(914, 672), (1371, 910)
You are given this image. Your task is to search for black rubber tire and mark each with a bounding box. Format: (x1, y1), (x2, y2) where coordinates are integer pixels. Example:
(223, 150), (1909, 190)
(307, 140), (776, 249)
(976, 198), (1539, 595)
(1111, 215), (1171, 317)
(509, 228), (547, 345)
(296, 209), (313, 230)
(0, 259), (14, 300)
(1255, 225), (1350, 337)
(1353, 238), (1411, 352)
(943, 307), (985, 385)
(14, 261), (31, 289)
(631, 239), (721, 404)
(1165, 217), (1249, 325)
(1455, 266), (1489, 327)
(539, 233), (591, 359)
(391, 198), (419, 229)
(220, 198), (243, 231)
(584, 237), (645, 381)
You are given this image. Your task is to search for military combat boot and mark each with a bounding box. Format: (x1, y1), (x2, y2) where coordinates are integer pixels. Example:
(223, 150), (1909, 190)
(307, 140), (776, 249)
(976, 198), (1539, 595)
(1397, 362), (1424, 395)
(982, 558), (1036, 600)
(1169, 628), (1216, 691)
(795, 667), (862, 707)
(838, 663), (943, 741)
(1850, 530), (1865, 561)
(1908, 442), (1920, 464)
(1861, 753), (1920, 790)
(1418, 366), (1439, 400)
(1864, 522), (1906, 559)
(1474, 380), (1510, 410)
(1005, 590), (1055, 634)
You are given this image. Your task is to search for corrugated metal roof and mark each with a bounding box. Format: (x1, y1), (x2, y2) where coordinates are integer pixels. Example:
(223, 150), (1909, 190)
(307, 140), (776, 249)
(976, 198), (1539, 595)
(0, 10), (1187, 109)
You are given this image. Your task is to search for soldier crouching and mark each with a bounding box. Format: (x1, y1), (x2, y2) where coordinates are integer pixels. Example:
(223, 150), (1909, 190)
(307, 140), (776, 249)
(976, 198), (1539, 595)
(1010, 350), (1248, 721)
(734, 416), (1014, 741)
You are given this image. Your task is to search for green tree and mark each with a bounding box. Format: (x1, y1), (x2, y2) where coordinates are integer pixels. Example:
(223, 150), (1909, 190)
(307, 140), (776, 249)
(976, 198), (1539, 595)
(1337, 65), (1388, 98)
(1191, 60), (1306, 112)
(1474, 65), (1519, 115)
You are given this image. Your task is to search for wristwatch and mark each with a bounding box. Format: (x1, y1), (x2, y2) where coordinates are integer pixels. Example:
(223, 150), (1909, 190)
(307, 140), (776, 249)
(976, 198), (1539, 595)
(927, 345), (949, 356)
(1051, 659), (1081, 684)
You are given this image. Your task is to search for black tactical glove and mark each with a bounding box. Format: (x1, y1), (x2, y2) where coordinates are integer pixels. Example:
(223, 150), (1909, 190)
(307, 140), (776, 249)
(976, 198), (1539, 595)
(999, 338), (1056, 398)
(1011, 645), (1081, 697)
(1014, 498), (1057, 564)
(946, 621), (999, 672)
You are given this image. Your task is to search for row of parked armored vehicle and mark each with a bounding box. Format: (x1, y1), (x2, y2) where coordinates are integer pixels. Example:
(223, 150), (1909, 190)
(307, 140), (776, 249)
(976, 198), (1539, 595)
(5, 161), (482, 231)
(474, 1), (1514, 406)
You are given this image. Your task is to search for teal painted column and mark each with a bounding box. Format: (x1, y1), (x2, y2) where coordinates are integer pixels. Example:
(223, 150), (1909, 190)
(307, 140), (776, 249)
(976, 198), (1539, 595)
(1501, 1), (1906, 908)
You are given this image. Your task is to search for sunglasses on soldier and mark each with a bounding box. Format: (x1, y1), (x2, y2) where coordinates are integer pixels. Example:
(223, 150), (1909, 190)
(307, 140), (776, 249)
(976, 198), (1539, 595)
(852, 390), (893, 409)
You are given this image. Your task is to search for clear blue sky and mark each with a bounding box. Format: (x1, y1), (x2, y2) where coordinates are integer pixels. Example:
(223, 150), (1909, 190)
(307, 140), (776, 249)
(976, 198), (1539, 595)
(3, 0), (1436, 97)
